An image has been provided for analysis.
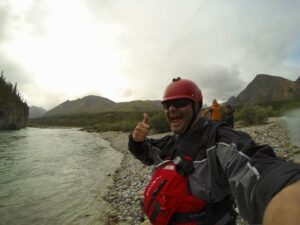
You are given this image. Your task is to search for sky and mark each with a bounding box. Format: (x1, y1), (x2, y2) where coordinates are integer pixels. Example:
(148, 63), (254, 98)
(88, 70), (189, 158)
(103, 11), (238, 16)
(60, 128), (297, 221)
(1, 0), (300, 110)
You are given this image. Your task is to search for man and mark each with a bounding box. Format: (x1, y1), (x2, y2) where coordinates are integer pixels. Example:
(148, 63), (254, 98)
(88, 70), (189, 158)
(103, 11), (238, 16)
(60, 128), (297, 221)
(209, 99), (221, 121)
(128, 77), (300, 225)
(224, 103), (235, 128)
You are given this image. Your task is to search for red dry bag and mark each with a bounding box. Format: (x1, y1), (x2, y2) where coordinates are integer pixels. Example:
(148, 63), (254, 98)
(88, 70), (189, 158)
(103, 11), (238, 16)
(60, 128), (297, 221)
(143, 161), (205, 225)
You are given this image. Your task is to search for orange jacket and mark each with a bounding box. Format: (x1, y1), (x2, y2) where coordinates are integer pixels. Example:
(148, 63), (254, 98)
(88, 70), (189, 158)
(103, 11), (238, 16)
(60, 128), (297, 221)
(210, 103), (221, 121)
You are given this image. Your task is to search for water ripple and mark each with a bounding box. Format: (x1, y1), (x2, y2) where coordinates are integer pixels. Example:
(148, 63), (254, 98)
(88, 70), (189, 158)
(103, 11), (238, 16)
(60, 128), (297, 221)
(0, 127), (122, 225)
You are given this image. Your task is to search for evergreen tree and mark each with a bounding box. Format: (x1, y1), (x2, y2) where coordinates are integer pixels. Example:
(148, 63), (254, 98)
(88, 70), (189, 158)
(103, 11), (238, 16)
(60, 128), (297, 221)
(0, 70), (29, 129)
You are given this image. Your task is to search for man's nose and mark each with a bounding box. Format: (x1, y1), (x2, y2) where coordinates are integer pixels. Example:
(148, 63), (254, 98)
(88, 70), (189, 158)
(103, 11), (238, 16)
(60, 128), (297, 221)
(168, 104), (177, 110)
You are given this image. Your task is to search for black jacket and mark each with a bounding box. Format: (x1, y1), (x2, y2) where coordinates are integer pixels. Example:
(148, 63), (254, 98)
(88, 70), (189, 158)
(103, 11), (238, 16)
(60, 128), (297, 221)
(128, 118), (300, 224)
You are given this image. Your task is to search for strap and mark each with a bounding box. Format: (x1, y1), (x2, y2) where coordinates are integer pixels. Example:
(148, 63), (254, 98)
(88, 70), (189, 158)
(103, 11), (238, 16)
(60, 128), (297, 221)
(206, 202), (213, 225)
(184, 120), (227, 161)
(150, 202), (161, 223)
(171, 196), (237, 225)
(171, 211), (206, 223)
(171, 210), (235, 225)
(174, 120), (230, 224)
(206, 121), (227, 148)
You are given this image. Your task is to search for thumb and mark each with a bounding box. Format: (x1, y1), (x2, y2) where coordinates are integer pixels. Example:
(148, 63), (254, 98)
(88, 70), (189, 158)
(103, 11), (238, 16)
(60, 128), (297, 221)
(142, 113), (149, 124)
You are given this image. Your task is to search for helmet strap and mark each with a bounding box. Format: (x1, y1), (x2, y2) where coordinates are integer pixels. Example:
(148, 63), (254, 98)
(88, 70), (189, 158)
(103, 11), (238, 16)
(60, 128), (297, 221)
(185, 102), (201, 132)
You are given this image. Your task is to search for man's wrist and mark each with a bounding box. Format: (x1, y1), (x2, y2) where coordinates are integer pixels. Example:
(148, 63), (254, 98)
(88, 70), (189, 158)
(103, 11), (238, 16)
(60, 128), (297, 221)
(263, 180), (300, 225)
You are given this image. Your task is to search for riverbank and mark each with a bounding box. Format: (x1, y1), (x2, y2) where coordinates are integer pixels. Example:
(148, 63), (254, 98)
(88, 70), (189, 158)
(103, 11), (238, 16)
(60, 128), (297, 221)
(100, 117), (300, 225)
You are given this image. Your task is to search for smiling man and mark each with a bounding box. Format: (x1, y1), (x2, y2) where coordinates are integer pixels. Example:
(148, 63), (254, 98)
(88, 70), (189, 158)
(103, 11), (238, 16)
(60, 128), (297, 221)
(128, 77), (300, 225)
(162, 77), (202, 134)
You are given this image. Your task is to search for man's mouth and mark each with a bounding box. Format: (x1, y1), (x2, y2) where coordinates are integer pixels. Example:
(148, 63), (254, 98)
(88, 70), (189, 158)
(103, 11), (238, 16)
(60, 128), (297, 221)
(170, 117), (182, 127)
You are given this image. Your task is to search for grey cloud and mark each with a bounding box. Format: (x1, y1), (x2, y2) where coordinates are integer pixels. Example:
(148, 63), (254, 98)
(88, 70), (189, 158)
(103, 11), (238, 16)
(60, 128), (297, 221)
(117, 0), (299, 100)
(0, 1), (10, 42)
(172, 64), (245, 104)
(2, 0), (300, 108)
(0, 52), (59, 109)
(0, 0), (48, 41)
(119, 88), (133, 100)
(26, 91), (67, 110)
(23, 0), (49, 36)
(0, 56), (32, 86)
(1, 57), (37, 106)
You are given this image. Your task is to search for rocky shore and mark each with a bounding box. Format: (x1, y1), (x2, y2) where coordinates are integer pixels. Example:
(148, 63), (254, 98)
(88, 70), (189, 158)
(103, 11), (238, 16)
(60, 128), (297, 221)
(100, 117), (300, 225)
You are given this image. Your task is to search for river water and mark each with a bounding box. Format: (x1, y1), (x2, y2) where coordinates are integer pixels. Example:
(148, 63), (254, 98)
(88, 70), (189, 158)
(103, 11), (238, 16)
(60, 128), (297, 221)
(0, 127), (122, 225)
(283, 108), (300, 147)
(282, 108), (300, 163)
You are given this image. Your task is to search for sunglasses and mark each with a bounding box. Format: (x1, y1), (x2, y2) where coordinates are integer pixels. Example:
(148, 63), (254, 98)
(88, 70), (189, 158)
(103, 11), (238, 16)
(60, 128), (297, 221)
(162, 99), (191, 110)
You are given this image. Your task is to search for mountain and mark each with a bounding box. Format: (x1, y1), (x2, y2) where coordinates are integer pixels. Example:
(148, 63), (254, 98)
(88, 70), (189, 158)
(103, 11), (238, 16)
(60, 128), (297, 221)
(226, 96), (237, 107)
(44, 95), (117, 117)
(41, 74), (300, 118)
(236, 74), (300, 105)
(43, 95), (162, 117)
(29, 106), (47, 118)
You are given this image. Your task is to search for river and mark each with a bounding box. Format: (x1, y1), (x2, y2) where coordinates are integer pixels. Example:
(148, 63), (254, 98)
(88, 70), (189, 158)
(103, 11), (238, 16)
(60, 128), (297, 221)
(283, 108), (300, 147)
(282, 108), (300, 163)
(0, 127), (122, 225)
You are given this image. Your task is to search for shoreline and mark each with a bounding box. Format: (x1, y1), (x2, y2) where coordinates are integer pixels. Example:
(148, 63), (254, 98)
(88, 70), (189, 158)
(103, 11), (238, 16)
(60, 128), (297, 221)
(99, 117), (300, 225)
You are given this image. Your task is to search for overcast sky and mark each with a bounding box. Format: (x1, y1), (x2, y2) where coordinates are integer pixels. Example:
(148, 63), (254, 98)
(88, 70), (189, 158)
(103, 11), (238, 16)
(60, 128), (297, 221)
(1, 0), (300, 110)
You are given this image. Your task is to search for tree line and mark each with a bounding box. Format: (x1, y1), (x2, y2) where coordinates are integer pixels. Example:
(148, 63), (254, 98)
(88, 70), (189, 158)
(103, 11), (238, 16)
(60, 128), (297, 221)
(28, 99), (300, 133)
(0, 71), (27, 105)
(0, 71), (29, 129)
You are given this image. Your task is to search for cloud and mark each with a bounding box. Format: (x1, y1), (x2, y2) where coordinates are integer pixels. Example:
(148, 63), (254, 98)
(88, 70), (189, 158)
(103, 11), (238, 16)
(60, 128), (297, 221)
(0, 55), (31, 87)
(0, 1), (9, 42)
(85, 0), (300, 83)
(1, 0), (300, 109)
(163, 64), (245, 104)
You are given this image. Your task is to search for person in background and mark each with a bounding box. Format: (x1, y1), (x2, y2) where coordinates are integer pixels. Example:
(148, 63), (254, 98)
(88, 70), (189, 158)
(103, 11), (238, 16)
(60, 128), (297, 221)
(209, 99), (221, 121)
(128, 77), (300, 225)
(224, 103), (235, 128)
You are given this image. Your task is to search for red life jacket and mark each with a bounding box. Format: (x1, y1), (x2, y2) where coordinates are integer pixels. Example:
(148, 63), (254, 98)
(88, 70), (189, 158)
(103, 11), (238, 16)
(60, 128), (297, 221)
(143, 160), (205, 225)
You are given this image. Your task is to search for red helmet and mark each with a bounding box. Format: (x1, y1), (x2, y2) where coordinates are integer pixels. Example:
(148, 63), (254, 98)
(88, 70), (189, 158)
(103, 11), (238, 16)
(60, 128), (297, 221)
(162, 77), (203, 103)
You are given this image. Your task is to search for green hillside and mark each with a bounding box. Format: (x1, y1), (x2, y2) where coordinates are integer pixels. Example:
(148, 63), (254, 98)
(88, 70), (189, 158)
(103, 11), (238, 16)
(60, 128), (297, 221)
(44, 96), (162, 117)
(236, 74), (300, 105)
(29, 74), (300, 131)
(29, 111), (169, 133)
(29, 96), (165, 132)
(44, 95), (117, 116)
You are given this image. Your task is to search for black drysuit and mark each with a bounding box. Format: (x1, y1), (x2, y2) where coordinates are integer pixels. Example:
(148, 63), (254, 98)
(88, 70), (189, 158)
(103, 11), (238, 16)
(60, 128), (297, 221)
(128, 118), (300, 224)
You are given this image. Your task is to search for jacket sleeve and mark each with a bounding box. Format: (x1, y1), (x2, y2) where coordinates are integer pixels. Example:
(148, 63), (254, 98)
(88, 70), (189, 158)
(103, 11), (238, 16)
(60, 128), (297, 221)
(213, 126), (300, 224)
(128, 133), (173, 166)
(128, 133), (154, 165)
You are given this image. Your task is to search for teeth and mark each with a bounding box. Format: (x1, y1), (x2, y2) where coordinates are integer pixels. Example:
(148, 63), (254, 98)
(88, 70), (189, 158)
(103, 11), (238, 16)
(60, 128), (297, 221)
(172, 119), (180, 125)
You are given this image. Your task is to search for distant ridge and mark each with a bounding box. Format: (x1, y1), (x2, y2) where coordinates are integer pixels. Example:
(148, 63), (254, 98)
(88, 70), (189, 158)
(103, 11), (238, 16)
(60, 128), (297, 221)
(44, 95), (162, 117)
(41, 74), (300, 117)
(44, 95), (117, 117)
(29, 106), (47, 118)
(236, 74), (300, 104)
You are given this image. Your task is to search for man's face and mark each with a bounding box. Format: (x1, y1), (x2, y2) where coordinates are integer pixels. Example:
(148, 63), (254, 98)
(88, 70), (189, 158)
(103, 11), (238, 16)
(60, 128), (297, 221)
(162, 99), (194, 134)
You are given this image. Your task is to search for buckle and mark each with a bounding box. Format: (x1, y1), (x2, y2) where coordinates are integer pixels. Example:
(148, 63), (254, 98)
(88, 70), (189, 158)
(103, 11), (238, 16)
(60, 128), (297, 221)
(173, 156), (182, 165)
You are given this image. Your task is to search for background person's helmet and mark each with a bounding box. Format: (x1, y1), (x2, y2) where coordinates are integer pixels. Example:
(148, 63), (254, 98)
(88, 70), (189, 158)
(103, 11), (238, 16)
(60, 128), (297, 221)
(162, 77), (203, 105)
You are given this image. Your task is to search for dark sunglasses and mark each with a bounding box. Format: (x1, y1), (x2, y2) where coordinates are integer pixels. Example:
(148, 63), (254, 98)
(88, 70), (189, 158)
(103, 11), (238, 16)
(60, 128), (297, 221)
(162, 99), (191, 110)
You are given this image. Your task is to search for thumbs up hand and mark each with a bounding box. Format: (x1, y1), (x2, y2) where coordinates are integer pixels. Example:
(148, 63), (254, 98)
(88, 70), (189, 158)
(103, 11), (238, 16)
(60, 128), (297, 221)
(133, 113), (150, 142)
